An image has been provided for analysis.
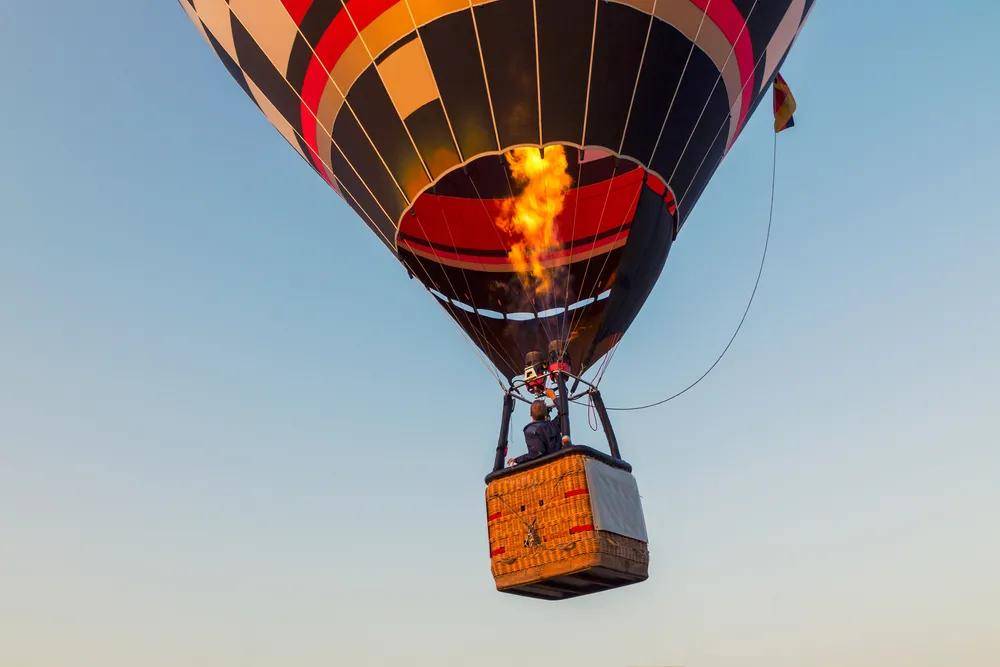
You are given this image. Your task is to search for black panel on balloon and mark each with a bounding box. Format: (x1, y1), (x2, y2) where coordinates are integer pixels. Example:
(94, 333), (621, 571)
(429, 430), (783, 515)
(620, 20), (695, 164)
(598, 188), (673, 351)
(405, 101), (461, 180)
(420, 10), (498, 158)
(474, 0), (540, 147)
(536, 0), (593, 145)
(346, 67), (430, 200)
(584, 1), (647, 150)
(662, 83), (729, 213)
(285, 35), (314, 94)
(577, 153), (620, 187)
(430, 156), (510, 199)
(331, 108), (407, 224)
(648, 49), (724, 191)
(231, 19), (299, 128)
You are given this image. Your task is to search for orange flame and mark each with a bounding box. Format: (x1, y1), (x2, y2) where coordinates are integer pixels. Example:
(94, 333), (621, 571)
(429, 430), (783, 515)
(496, 145), (573, 295)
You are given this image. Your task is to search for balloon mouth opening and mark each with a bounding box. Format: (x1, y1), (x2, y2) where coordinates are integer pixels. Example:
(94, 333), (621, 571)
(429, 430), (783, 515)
(396, 143), (676, 311)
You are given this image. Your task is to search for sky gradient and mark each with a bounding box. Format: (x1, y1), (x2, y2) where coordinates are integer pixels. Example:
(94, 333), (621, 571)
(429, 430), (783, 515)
(2, 1), (999, 666)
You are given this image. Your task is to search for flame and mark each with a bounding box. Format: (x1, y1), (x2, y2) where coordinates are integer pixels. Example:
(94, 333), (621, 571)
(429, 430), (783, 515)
(496, 145), (572, 295)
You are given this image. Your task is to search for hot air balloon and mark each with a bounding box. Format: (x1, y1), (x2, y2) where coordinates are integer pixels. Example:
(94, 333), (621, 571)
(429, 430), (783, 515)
(180, 0), (814, 599)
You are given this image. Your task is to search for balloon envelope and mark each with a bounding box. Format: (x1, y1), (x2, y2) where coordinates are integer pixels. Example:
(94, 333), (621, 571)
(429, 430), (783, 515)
(180, 0), (813, 378)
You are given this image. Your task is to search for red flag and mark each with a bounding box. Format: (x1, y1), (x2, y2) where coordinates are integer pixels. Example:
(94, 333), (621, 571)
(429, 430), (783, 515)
(773, 73), (797, 133)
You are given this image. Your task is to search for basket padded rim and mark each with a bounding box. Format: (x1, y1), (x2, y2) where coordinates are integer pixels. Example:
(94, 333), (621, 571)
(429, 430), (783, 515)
(485, 445), (631, 483)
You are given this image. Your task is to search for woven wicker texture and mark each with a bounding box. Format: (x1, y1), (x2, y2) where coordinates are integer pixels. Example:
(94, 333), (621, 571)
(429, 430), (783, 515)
(485, 453), (648, 585)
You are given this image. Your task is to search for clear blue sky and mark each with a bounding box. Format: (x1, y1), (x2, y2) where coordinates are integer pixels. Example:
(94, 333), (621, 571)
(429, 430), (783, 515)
(2, 2), (998, 666)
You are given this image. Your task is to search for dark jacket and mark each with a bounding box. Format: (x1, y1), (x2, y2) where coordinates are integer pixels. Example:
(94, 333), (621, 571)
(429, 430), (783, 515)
(515, 419), (562, 464)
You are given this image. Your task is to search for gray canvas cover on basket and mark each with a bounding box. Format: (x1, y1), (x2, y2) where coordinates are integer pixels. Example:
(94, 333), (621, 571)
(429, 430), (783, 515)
(583, 458), (648, 543)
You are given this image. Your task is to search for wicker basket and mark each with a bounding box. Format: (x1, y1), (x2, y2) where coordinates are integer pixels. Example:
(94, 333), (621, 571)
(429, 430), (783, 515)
(485, 448), (648, 600)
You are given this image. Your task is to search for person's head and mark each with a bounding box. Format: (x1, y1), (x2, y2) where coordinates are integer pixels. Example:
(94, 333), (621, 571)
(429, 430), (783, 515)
(530, 399), (550, 421)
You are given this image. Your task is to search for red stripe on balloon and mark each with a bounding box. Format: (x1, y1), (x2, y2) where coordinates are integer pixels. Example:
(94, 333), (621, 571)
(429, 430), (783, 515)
(398, 227), (630, 268)
(402, 168), (645, 253)
(280, 0), (313, 25)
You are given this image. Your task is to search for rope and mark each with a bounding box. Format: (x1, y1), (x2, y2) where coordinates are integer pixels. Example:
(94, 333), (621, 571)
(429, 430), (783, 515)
(587, 393), (599, 431)
(593, 333), (623, 387)
(606, 131), (780, 411)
